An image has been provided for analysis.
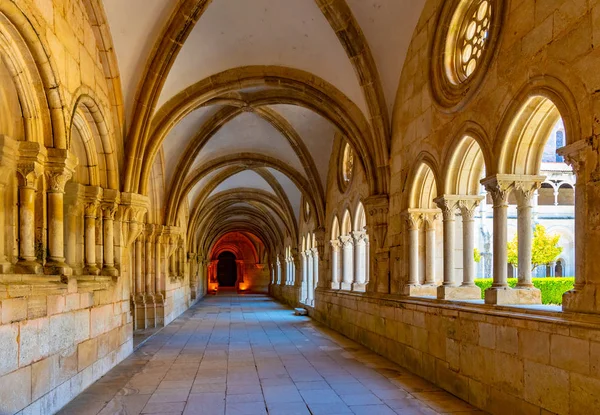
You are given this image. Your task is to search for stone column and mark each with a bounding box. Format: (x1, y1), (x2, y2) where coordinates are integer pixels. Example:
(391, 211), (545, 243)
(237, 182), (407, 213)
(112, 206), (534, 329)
(424, 213), (438, 285)
(0, 136), (18, 273)
(300, 252), (308, 302)
(434, 198), (458, 290)
(482, 176), (514, 304)
(339, 235), (353, 290)
(351, 231), (367, 291)
(101, 202), (118, 277)
(83, 200), (100, 275)
(311, 247), (319, 306)
(145, 226), (154, 296)
(135, 236), (144, 296)
(236, 259), (244, 286)
(155, 232), (164, 297)
(405, 211), (422, 288)
(305, 250), (313, 304)
(513, 179), (544, 303)
(44, 150), (75, 275)
(65, 200), (81, 272)
(330, 240), (341, 289)
(15, 163), (43, 274)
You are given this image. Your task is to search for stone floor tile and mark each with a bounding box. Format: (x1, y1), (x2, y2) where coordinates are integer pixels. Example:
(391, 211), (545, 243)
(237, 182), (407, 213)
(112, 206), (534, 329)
(350, 404), (397, 415)
(58, 294), (484, 415)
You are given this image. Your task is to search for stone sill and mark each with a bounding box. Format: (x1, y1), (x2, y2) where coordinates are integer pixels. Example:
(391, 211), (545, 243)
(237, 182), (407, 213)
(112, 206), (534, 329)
(0, 274), (115, 300)
(319, 289), (600, 331)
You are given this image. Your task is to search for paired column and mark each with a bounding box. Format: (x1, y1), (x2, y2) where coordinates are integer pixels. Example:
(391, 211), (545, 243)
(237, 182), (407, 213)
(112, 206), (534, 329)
(45, 149), (76, 275)
(351, 231), (367, 291)
(330, 240), (341, 289)
(403, 210), (438, 296)
(424, 213), (438, 285)
(83, 199), (100, 275)
(101, 202), (118, 276)
(339, 235), (353, 290)
(513, 180), (543, 303)
(16, 164), (44, 274)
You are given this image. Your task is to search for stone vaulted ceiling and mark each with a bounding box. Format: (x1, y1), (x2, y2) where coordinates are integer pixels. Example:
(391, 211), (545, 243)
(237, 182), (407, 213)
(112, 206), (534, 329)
(103, 0), (426, 255)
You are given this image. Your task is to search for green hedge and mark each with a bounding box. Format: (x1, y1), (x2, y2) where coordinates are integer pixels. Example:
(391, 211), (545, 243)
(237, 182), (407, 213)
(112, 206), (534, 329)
(474, 277), (574, 305)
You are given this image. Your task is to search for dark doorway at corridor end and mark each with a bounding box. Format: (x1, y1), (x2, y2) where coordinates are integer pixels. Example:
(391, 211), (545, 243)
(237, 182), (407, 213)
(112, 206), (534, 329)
(217, 251), (237, 287)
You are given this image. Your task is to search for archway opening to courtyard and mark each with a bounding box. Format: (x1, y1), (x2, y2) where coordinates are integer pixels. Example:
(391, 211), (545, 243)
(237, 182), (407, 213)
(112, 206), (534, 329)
(485, 95), (575, 305)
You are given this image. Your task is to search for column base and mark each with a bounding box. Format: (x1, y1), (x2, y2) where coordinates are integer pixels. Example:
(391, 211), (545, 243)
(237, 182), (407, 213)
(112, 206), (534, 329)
(403, 284), (437, 297)
(133, 298), (146, 331)
(145, 295), (156, 328)
(84, 265), (100, 276)
(484, 286), (541, 305)
(44, 259), (72, 276)
(437, 285), (481, 300)
(0, 261), (12, 273)
(101, 265), (119, 277)
(15, 260), (42, 274)
(351, 283), (367, 292)
(563, 284), (600, 314)
(330, 282), (341, 290)
(340, 282), (352, 291)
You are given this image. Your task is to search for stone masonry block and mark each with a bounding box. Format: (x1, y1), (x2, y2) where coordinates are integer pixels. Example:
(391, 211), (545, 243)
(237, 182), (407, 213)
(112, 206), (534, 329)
(550, 334), (590, 374)
(0, 323), (18, 377)
(523, 360), (569, 414)
(0, 366), (31, 414)
(1, 298), (27, 324)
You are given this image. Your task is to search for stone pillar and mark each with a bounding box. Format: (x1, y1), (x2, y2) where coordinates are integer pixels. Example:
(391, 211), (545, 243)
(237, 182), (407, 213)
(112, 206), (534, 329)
(311, 247), (319, 306)
(300, 252), (308, 302)
(83, 200), (100, 275)
(339, 235), (353, 290)
(330, 240), (341, 289)
(145, 226), (154, 296)
(424, 213), (438, 285)
(351, 231), (367, 291)
(65, 200), (81, 272)
(363, 195), (390, 294)
(0, 136), (18, 273)
(15, 142), (46, 274)
(405, 211), (422, 288)
(558, 139), (596, 312)
(435, 197), (458, 291)
(16, 164), (44, 274)
(437, 198), (484, 300)
(236, 260), (244, 286)
(44, 149), (76, 275)
(482, 176), (514, 304)
(513, 179), (543, 304)
(135, 236), (144, 296)
(101, 201), (118, 277)
(305, 251), (313, 304)
(155, 232), (164, 296)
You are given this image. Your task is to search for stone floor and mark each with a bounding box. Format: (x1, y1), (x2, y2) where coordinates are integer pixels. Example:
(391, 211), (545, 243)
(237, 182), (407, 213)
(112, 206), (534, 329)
(58, 294), (484, 415)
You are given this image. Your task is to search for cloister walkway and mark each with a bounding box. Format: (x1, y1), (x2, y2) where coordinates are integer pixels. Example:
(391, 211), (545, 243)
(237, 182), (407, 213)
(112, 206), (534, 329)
(58, 294), (483, 415)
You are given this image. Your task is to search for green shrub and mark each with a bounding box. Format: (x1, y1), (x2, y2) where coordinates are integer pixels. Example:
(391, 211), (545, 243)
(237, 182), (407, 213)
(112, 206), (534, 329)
(474, 277), (574, 305)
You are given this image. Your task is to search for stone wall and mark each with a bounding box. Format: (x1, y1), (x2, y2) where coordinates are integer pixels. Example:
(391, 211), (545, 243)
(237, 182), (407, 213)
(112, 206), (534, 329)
(313, 290), (600, 415)
(0, 277), (132, 414)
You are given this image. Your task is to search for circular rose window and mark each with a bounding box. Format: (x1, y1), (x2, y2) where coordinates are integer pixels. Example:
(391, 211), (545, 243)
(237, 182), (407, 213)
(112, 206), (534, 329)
(431, 0), (504, 111)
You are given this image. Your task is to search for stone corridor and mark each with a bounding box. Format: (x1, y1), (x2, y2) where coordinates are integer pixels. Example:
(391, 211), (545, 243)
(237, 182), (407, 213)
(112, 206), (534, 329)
(57, 294), (482, 415)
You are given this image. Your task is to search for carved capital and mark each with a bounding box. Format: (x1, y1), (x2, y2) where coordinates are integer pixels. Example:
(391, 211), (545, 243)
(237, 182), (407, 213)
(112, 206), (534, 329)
(513, 179), (544, 208)
(330, 239), (341, 251)
(45, 170), (72, 193)
(457, 196), (484, 221)
(83, 200), (100, 217)
(424, 212), (440, 230)
(351, 230), (367, 245)
(433, 197), (459, 221)
(339, 235), (353, 248)
(557, 137), (592, 178)
(481, 176), (513, 208)
(404, 210), (423, 231)
(16, 162), (42, 188)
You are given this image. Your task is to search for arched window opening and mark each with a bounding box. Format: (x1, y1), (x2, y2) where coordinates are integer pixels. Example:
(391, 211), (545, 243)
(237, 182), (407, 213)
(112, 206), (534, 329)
(487, 98), (575, 307)
(405, 162), (441, 297)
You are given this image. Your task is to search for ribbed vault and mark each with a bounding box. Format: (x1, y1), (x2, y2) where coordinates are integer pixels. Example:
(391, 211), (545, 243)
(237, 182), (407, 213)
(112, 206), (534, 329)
(102, 0), (427, 264)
